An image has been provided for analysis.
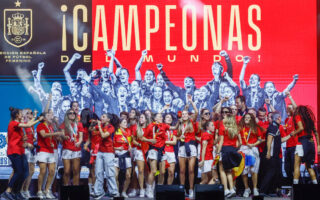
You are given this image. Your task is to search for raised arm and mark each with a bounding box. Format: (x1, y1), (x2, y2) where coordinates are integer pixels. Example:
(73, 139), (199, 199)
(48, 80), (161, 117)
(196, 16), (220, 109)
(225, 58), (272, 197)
(188, 95), (198, 121)
(220, 50), (233, 79)
(18, 116), (44, 128)
(285, 91), (297, 109)
(44, 93), (52, 113)
(239, 56), (251, 89)
(157, 64), (184, 95)
(63, 53), (81, 86)
(135, 50), (147, 81)
(113, 56), (123, 77)
(282, 74), (298, 94)
(107, 50), (117, 84)
(265, 98), (275, 112)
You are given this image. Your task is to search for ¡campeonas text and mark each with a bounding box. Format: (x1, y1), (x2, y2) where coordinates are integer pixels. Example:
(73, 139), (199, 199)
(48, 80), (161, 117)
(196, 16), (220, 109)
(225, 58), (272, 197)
(61, 4), (261, 52)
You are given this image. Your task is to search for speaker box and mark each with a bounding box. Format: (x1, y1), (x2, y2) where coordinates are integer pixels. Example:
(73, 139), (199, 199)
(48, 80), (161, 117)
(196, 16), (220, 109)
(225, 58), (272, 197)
(155, 185), (185, 200)
(293, 184), (320, 200)
(194, 184), (224, 200)
(59, 185), (89, 200)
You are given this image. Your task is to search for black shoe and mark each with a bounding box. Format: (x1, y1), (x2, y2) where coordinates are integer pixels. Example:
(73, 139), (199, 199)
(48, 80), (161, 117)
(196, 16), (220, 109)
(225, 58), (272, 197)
(1, 192), (15, 200)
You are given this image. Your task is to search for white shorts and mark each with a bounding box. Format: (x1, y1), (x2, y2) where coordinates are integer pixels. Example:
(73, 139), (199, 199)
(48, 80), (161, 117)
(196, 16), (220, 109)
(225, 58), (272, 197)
(240, 146), (260, 174)
(62, 149), (81, 160)
(130, 147), (137, 160)
(25, 148), (36, 163)
(161, 152), (176, 164)
(197, 144), (201, 160)
(54, 149), (58, 163)
(295, 145), (304, 157)
(36, 152), (56, 163)
(178, 144), (197, 158)
(147, 149), (159, 161)
(201, 160), (214, 173)
(114, 150), (132, 169)
(134, 149), (145, 162)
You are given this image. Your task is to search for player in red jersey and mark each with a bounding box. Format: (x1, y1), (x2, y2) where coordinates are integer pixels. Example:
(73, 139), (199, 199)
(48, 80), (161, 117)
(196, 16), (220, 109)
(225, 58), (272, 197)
(176, 95), (198, 198)
(199, 121), (217, 184)
(60, 109), (83, 186)
(291, 106), (320, 185)
(2, 107), (43, 200)
(132, 113), (151, 197)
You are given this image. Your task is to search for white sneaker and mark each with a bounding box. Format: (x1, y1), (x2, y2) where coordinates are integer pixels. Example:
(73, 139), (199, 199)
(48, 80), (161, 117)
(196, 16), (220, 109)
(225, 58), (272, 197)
(243, 188), (251, 198)
(253, 188), (259, 196)
(128, 189), (137, 197)
(121, 191), (128, 198)
(227, 189), (236, 198)
(44, 190), (56, 199)
(20, 191), (30, 199)
(189, 189), (194, 199)
(224, 189), (230, 197)
(139, 189), (145, 198)
(146, 189), (154, 199)
(37, 191), (45, 199)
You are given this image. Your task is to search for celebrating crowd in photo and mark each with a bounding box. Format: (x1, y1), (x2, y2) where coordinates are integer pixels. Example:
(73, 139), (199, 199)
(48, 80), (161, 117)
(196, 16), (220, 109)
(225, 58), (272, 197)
(2, 50), (319, 200)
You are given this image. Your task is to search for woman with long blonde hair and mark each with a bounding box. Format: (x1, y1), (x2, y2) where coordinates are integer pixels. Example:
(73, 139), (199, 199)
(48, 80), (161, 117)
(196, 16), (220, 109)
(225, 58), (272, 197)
(216, 114), (242, 198)
(176, 95), (198, 198)
(60, 109), (83, 186)
(132, 113), (151, 197)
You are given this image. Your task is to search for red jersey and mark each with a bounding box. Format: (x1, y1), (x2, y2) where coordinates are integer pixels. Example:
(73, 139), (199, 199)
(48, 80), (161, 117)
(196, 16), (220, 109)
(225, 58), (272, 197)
(235, 116), (242, 124)
(129, 124), (138, 148)
(181, 120), (197, 143)
(200, 131), (215, 161)
(98, 124), (115, 153)
(24, 126), (34, 145)
(132, 126), (146, 150)
(113, 128), (132, 151)
(284, 116), (298, 148)
(144, 123), (169, 148)
(164, 130), (177, 152)
(7, 121), (25, 155)
(240, 126), (261, 145)
(257, 120), (269, 152)
(36, 123), (55, 153)
(219, 123), (238, 148)
(295, 115), (310, 145)
(60, 122), (84, 151)
(82, 127), (89, 143)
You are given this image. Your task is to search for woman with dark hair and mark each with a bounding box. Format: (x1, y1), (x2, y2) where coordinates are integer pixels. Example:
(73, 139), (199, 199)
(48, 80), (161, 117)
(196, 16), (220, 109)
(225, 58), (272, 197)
(113, 118), (132, 198)
(239, 113), (262, 197)
(291, 105), (320, 184)
(36, 112), (64, 199)
(80, 108), (99, 196)
(60, 109), (83, 186)
(159, 113), (177, 185)
(176, 95), (198, 198)
(90, 113), (119, 199)
(216, 115), (242, 198)
(132, 113), (151, 197)
(2, 107), (43, 200)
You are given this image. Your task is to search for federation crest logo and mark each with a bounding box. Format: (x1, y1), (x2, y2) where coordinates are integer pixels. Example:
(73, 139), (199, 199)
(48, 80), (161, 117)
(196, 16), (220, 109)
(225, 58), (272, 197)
(3, 1), (32, 48)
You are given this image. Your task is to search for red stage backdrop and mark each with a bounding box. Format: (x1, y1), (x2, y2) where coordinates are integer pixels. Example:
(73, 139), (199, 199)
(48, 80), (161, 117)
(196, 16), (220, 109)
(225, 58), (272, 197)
(92, 0), (317, 116)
